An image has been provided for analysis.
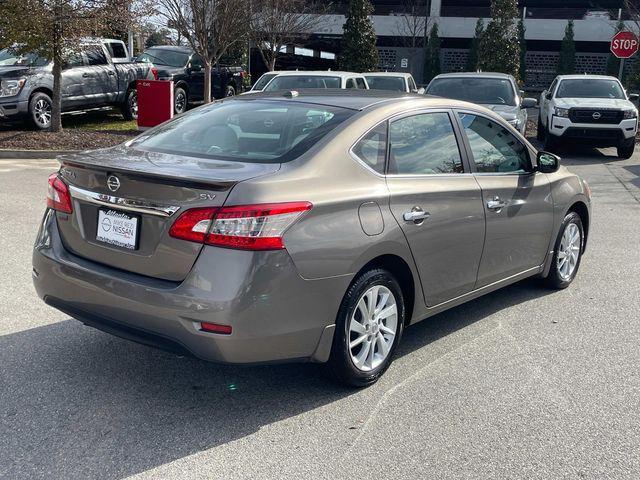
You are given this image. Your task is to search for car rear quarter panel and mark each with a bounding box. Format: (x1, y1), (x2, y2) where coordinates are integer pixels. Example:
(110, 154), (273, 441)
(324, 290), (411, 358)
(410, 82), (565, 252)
(224, 103), (427, 316)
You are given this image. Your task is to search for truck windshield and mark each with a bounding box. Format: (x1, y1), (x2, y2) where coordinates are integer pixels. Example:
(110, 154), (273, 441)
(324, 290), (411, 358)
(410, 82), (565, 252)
(131, 100), (354, 163)
(427, 77), (516, 105)
(137, 48), (189, 67)
(264, 75), (341, 91)
(365, 76), (406, 91)
(0, 49), (48, 67)
(556, 79), (625, 99)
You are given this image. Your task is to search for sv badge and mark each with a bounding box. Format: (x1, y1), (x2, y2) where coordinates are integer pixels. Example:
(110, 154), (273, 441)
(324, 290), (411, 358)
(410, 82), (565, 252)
(199, 193), (217, 200)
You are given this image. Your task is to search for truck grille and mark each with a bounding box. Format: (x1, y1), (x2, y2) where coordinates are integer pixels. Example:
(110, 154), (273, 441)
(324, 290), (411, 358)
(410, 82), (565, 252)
(568, 108), (623, 124)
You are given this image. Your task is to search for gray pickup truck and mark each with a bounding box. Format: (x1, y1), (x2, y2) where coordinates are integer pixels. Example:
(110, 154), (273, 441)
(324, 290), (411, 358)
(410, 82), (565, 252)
(0, 41), (155, 129)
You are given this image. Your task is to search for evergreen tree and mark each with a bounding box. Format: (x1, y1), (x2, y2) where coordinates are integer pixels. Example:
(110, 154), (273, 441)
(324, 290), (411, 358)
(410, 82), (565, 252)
(518, 17), (526, 84)
(557, 20), (576, 75)
(478, 0), (520, 79)
(340, 0), (379, 72)
(606, 19), (626, 77)
(466, 19), (484, 71)
(423, 23), (441, 82)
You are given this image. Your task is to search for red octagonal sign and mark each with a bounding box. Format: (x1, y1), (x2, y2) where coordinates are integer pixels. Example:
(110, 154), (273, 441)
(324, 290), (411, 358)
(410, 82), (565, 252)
(611, 30), (639, 59)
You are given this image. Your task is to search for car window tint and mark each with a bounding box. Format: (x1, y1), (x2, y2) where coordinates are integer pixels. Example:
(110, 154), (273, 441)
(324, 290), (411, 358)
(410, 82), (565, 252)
(352, 123), (387, 174)
(108, 42), (127, 58)
(133, 101), (354, 163)
(85, 47), (107, 66)
(389, 112), (463, 175)
(356, 78), (367, 89)
(346, 78), (357, 89)
(458, 113), (530, 173)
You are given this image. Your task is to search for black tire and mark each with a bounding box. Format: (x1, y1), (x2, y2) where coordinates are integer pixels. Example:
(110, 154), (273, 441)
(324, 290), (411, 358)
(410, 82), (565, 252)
(544, 211), (584, 289)
(536, 114), (544, 141)
(121, 88), (138, 121)
(327, 268), (405, 387)
(174, 87), (187, 115)
(617, 138), (635, 159)
(27, 92), (52, 130)
(225, 85), (236, 97)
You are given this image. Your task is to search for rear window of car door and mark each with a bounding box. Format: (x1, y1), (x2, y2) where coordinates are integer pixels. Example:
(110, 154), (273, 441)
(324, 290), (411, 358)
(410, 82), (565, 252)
(352, 122), (387, 174)
(457, 113), (530, 173)
(388, 112), (464, 175)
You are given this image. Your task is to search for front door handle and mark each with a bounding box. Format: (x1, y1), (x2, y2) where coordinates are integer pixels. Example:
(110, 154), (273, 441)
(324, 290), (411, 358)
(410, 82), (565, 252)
(82, 73), (91, 78)
(486, 196), (507, 211)
(403, 207), (430, 223)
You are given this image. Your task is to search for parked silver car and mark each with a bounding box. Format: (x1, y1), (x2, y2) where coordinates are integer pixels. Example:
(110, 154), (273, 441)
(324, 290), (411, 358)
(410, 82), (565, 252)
(33, 90), (591, 386)
(426, 72), (537, 135)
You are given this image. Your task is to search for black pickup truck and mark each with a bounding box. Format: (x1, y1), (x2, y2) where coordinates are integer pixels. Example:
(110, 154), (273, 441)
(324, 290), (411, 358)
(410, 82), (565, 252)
(0, 42), (155, 129)
(136, 46), (246, 114)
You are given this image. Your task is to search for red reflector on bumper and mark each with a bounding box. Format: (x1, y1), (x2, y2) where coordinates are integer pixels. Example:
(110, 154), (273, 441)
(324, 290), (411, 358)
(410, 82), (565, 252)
(200, 322), (232, 335)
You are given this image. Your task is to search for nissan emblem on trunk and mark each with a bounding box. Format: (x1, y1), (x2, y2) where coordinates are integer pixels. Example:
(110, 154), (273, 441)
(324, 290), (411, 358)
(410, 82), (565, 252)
(592, 112), (601, 120)
(107, 175), (121, 192)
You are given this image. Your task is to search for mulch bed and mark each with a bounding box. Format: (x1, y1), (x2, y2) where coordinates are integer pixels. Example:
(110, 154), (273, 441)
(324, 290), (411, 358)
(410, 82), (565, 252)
(0, 128), (138, 151)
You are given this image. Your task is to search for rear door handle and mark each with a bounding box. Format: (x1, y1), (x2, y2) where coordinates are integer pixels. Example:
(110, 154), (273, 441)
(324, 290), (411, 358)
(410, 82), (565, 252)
(486, 196), (507, 211)
(107, 71), (115, 76)
(403, 207), (430, 223)
(82, 73), (91, 78)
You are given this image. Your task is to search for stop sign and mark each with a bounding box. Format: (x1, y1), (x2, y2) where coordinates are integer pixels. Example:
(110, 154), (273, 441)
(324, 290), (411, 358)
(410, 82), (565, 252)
(611, 30), (639, 59)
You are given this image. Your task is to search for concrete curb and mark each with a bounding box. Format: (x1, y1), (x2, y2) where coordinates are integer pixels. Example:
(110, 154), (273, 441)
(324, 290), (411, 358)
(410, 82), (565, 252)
(0, 149), (78, 159)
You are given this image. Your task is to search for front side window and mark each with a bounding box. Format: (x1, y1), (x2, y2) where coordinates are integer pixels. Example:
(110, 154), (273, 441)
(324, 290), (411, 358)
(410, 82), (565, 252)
(352, 123), (387, 174)
(346, 78), (357, 89)
(356, 78), (367, 89)
(458, 113), (530, 173)
(388, 112), (463, 175)
(132, 100), (354, 163)
(85, 47), (107, 66)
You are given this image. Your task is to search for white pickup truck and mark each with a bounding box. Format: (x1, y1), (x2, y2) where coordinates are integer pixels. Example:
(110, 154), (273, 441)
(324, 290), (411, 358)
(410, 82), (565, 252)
(538, 74), (639, 158)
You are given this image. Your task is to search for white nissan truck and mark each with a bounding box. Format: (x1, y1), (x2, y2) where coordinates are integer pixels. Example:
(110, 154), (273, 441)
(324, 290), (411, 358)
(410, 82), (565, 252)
(538, 74), (639, 158)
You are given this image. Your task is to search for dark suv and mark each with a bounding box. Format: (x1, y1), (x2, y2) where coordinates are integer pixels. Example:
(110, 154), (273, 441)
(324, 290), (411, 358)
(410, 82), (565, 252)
(137, 46), (245, 114)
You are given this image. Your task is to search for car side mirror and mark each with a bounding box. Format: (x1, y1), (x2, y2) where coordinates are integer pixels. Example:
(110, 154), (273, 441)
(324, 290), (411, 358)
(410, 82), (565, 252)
(537, 151), (560, 173)
(629, 93), (639, 102)
(416, 87), (425, 94)
(521, 97), (538, 109)
(545, 92), (552, 100)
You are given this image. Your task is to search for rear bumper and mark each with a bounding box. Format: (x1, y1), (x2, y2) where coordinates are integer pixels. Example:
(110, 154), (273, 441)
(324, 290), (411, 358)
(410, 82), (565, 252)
(32, 210), (348, 364)
(549, 115), (637, 143)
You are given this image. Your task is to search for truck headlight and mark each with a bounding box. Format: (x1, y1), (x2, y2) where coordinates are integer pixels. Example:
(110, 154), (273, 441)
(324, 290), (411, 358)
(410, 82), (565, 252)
(554, 107), (570, 118)
(623, 109), (637, 119)
(0, 78), (26, 97)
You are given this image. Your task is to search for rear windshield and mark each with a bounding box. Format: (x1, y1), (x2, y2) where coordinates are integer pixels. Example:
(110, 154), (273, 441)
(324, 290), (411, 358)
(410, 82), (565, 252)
(427, 77), (516, 105)
(131, 100), (354, 163)
(252, 73), (278, 90)
(137, 48), (189, 67)
(555, 79), (625, 99)
(264, 75), (341, 91)
(365, 76), (406, 91)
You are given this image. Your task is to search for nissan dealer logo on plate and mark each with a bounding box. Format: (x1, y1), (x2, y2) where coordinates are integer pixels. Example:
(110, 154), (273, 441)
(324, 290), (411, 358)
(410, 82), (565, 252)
(107, 175), (121, 192)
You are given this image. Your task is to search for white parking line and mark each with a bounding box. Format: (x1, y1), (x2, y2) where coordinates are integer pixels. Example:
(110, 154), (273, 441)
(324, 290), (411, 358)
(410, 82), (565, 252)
(0, 159), (59, 172)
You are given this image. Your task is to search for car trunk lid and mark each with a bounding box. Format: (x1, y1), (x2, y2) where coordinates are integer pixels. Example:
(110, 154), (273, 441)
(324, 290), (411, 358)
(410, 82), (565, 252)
(55, 147), (279, 281)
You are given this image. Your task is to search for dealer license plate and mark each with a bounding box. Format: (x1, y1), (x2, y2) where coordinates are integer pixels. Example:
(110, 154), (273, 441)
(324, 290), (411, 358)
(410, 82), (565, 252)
(96, 208), (139, 250)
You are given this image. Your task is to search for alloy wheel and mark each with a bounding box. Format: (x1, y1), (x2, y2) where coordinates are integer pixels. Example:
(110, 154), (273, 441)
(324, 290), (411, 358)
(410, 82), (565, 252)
(175, 91), (186, 113)
(557, 222), (581, 281)
(34, 99), (52, 128)
(130, 93), (138, 119)
(348, 285), (398, 372)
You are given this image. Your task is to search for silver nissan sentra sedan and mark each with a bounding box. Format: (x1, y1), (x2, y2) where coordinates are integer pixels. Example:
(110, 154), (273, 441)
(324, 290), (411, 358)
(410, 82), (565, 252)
(33, 90), (591, 386)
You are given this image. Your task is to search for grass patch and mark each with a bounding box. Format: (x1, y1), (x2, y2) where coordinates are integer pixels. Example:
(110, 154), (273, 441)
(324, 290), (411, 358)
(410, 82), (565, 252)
(63, 109), (137, 132)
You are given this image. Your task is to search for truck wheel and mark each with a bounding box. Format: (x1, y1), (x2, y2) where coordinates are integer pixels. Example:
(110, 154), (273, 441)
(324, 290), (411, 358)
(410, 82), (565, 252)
(225, 85), (236, 97)
(327, 268), (405, 387)
(536, 115), (544, 141)
(28, 92), (52, 130)
(121, 89), (138, 121)
(174, 87), (187, 115)
(617, 139), (635, 159)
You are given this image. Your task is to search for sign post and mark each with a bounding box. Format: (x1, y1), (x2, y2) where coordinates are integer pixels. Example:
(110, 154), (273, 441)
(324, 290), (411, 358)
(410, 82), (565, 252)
(610, 30), (639, 79)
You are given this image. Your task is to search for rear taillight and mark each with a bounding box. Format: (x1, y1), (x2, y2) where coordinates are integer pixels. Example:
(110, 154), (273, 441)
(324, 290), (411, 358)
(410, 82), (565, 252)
(151, 67), (159, 80)
(46, 173), (73, 213)
(169, 202), (312, 251)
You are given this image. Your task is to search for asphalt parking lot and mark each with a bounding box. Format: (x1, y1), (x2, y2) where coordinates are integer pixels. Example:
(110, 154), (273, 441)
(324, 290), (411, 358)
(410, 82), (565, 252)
(1, 145), (639, 480)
